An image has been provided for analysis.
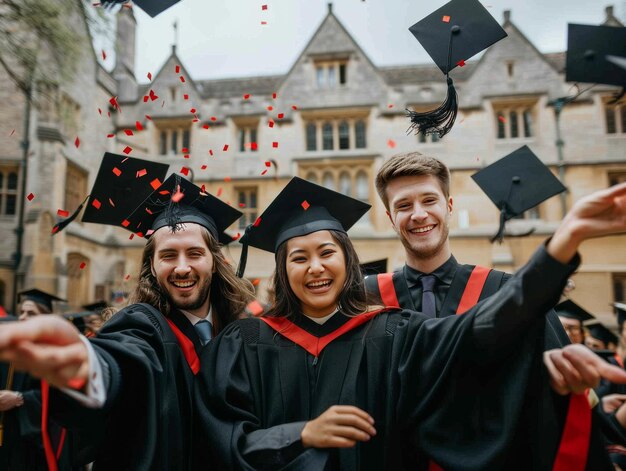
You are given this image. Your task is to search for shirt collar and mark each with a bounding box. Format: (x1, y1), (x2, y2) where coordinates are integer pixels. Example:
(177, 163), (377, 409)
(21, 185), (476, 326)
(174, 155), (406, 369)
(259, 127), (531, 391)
(404, 254), (458, 288)
(303, 308), (339, 325)
(179, 307), (213, 326)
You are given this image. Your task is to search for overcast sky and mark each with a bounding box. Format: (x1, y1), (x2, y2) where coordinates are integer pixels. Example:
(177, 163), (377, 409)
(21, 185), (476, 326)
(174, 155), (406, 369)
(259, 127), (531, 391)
(96, 0), (625, 82)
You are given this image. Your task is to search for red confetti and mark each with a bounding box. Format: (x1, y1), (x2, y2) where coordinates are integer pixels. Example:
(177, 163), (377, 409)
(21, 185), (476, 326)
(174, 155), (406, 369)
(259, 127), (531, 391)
(172, 189), (184, 203)
(456, 60), (466, 67)
(387, 139), (396, 148)
(149, 89), (158, 101)
(232, 232), (241, 241)
(262, 4), (267, 10)
(101, 50), (107, 60)
(265, 161), (271, 167)
(211, 116), (217, 121)
(135, 121), (143, 131)
(145, 114), (152, 120)
(180, 167), (190, 176)
(147, 72), (152, 81)
(277, 113), (284, 119)
(267, 106), (273, 111)
(209, 149), (214, 156)
(268, 120), (275, 128)
(224, 176), (231, 182)
(498, 115), (507, 123)
(201, 164), (207, 170)
(183, 94), (189, 100)
(112, 167), (122, 177)
(238, 203), (246, 208)
(176, 65), (180, 73)
(109, 96), (119, 110)
(244, 94), (250, 100)
(129, 234), (135, 240)
(125, 274), (131, 281)
(201, 184), (206, 193)
(122, 146), (132, 155)
(442, 15), (451, 22)
(272, 142), (278, 148)
(203, 124), (210, 129)
(182, 147), (189, 153)
(121, 219), (130, 227)
(252, 278), (260, 287)
(388, 104), (394, 108)
(253, 217), (262, 227)
(190, 108), (196, 114)
(92, 199), (102, 209)
(108, 198), (115, 207)
(179, 75), (186, 83)
(74, 136), (80, 148)
(67, 378), (86, 390)
(291, 105), (298, 110)
(27, 193), (35, 201)
(272, 92), (277, 99)
(261, 169), (268, 176)
(79, 262), (86, 270)
(57, 209), (69, 217)
(124, 129), (133, 136)
(223, 144), (229, 151)
(250, 142), (258, 151)
(261, 21), (267, 25)
(51, 226), (59, 235)
(301, 200), (310, 210)
(107, 134), (114, 138)
(143, 95), (148, 103)
(137, 168), (147, 177)
(98, 108), (102, 115)
(216, 187), (223, 197)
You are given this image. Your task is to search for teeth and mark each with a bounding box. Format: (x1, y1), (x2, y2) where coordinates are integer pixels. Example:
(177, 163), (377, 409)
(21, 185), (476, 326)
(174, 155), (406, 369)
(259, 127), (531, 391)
(410, 225), (434, 234)
(307, 280), (331, 288)
(172, 280), (195, 288)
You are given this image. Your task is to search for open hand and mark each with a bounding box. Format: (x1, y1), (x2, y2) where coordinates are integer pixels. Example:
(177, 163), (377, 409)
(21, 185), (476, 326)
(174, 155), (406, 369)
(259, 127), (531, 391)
(0, 390), (24, 411)
(301, 405), (376, 448)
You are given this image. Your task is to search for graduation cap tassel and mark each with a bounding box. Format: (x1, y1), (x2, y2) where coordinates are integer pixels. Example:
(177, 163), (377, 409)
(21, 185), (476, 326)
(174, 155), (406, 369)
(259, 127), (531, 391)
(406, 76), (458, 138)
(52, 196), (89, 235)
(490, 208), (507, 244)
(236, 224), (253, 278)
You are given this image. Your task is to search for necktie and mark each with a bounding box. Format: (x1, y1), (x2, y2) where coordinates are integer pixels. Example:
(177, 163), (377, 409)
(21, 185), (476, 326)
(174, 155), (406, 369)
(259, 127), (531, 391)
(195, 319), (213, 346)
(420, 275), (437, 319)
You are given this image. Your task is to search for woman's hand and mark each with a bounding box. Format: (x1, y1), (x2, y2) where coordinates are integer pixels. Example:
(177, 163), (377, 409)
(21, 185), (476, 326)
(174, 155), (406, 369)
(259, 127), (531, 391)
(0, 390), (24, 411)
(0, 315), (89, 390)
(301, 405), (376, 448)
(602, 394), (626, 414)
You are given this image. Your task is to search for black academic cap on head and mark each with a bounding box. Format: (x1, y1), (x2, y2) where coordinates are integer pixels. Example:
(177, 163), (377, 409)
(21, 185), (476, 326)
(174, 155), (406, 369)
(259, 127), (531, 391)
(585, 322), (618, 346)
(565, 24), (626, 88)
(53, 153), (169, 234)
(100, 0), (181, 17)
(18, 288), (65, 313)
(82, 301), (109, 313)
(236, 177), (371, 277)
(124, 174), (243, 240)
(471, 145), (566, 243)
(614, 301), (626, 327)
(555, 299), (595, 323)
(361, 259), (388, 277)
(407, 0), (507, 138)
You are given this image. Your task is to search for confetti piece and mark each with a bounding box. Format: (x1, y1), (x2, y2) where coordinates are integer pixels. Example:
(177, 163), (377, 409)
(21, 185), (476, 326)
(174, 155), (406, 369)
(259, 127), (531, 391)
(92, 199), (101, 209)
(252, 278), (260, 286)
(272, 92), (277, 99)
(109, 96), (119, 110)
(253, 217), (262, 227)
(136, 168), (147, 178)
(51, 226), (59, 235)
(98, 108), (102, 115)
(149, 90), (158, 101)
(143, 95), (148, 103)
(182, 147), (189, 153)
(250, 142), (258, 151)
(129, 234), (134, 240)
(262, 4), (267, 10)
(265, 161), (271, 167)
(57, 209), (69, 217)
(224, 176), (231, 182)
(189, 108), (196, 114)
(183, 94), (189, 100)
(101, 50), (107, 60)
(261, 169), (268, 176)
(211, 116), (217, 121)
(267, 105), (273, 111)
(238, 203), (246, 208)
(301, 200), (310, 210)
(261, 21), (267, 25)
(112, 167), (122, 177)
(201, 184), (206, 193)
(9, 129), (15, 136)
(209, 149), (214, 156)
(442, 15), (451, 22)
(180, 167), (189, 176)
(272, 142), (278, 148)
(107, 134), (114, 138)
(268, 120), (275, 128)
(108, 198), (115, 207)
(292, 105), (298, 110)
(217, 187), (223, 197)
(176, 65), (180, 73)
(124, 274), (131, 281)
(388, 104), (394, 109)
(145, 115), (152, 120)
(121, 219), (130, 227)
(172, 190), (184, 203)
(456, 60), (466, 67)
(223, 144), (229, 151)
(247, 300), (264, 316)
(74, 136), (80, 148)
(124, 129), (133, 136)
(79, 262), (86, 269)
(27, 193), (35, 201)
(67, 378), (86, 390)
(232, 232), (241, 241)
(203, 124), (210, 129)
(122, 146), (132, 155)
(387, 139), (396, 148)
(180, 75), (186, 83)
(135, 121), (143, 131)
(277, 113), (284, 119)
(147, 72), (152, 81)
(498, 115), (506, 123)
(244, 94), (250, 99)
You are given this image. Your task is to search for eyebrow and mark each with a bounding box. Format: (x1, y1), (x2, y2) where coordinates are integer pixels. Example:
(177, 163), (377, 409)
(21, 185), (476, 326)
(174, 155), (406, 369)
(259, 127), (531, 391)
(288, 242), (336, 257)
(156, 246), (206, 255)
(393, 191), (440, 205)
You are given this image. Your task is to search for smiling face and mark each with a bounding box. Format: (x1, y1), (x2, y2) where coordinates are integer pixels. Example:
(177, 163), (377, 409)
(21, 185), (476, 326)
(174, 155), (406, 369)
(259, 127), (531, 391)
(150, 223), (215, 318)
(386, 175), (453, 271)
(285, 230), (347, 318)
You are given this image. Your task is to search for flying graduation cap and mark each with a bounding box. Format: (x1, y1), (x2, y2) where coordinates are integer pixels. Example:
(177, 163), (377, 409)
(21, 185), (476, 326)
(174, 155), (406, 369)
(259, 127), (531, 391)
(407, 0), (507, 138)
(53, 153), (169, 234)
(236, 177), (371, 277)
(565, 24), (626, 88)
(471, 146), (566, 243)
(100, 0), (181, 18)
(18, 288), (66, 313)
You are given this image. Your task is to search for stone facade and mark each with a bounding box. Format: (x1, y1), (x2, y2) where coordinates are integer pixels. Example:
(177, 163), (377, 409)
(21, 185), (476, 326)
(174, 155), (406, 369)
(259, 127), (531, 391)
(0, 4), (624, 325)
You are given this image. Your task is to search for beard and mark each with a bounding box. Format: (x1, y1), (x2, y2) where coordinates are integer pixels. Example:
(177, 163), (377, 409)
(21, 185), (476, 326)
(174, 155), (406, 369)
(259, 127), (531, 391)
(162, 277), (212, 312)
(401, 221), (450, 261)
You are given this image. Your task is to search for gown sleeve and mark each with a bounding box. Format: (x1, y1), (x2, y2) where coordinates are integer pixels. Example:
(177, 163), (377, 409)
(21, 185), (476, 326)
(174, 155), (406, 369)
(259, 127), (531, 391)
(196, 321), (329, 471)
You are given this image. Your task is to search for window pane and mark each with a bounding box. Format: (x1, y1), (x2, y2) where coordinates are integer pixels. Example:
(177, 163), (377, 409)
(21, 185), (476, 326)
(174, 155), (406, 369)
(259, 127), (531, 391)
(523, 110), (533, 137)
(431, 133), (439, 143)
(0, 172), (3, 189)
(509, 111), (518, 138)
(418, 132), (426, 143)
(238, 191), (247, 206)
(621, 106), (626, 134)
(328, 66), (336, 87)
(305, 172), (318, 184)
(0, 195), (3, 214)
(160, 131), (167, 155)
(250, 128), (258, 152)
(182, 129), (190, 150)
(6, 195), (16, 215)
(355, 171), (369, 200)
(355, 121), (366, 148)
(322, 172), (335, 190)
(339, 64), (347, 84)
(306, 123), (317, 151)
(322, 123), (334, 150)
(496, 112), (506, 139)
(606, 107), (616, 134)
(249, 190), (257, 209)
(316, 67), (325, 88)
(239, 129), (246, 152)
(171, 130), (178, 153)
(339, 172), (351, 195)
(8, 172), (17, 190)
(338, 121), (350, 149)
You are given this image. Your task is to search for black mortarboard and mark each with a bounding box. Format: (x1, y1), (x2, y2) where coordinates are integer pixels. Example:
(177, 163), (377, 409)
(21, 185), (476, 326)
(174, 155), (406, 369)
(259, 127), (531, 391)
(18, 288), (65, 313)
(236, 177), (371, 277)
(53, 153), (169, 234)
(361, 259), (388, 277)
(407, 0), (507, 137)
(565, 24), (626, 88)
(471, 145), (566, 242)
(82, 301), (109, 314)
(124, 174), (243, 240)
(101, 0), (181, 17)
(585, 322), (618, 347)
(554, 299), (595, 323)
(62, 311), (101, 334)
(614, 301), (626, 328)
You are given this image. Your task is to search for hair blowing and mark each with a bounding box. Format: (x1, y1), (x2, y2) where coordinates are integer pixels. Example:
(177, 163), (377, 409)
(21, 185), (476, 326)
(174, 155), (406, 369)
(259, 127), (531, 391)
(375, 152), (451, 209)
(264, 230), (372, 319)
(127, 226), (255, 333)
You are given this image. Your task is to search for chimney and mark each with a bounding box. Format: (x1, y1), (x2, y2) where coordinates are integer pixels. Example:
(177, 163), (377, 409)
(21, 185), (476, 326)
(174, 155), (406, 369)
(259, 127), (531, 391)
(503, 10), (511, 23)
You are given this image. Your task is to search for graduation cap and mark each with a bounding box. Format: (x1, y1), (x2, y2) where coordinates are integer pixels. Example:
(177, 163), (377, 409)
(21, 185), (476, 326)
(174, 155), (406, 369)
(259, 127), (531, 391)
(361, 259), (388, 277)
(124, 174), (243, 240)
(407, 0), (507, 137)
(236, 177), (371, 277)
(100, 0), (181, 17)
(585, 322), (618, 347)
(471, 145), (566, 242)
(613, 301), (626, 328)
(82, 301), (109, 314)
(554, 299), (595, 323)
(18, 288), (65, 313)
(53, 153), (169, 234)
(565, 24), (626, 88)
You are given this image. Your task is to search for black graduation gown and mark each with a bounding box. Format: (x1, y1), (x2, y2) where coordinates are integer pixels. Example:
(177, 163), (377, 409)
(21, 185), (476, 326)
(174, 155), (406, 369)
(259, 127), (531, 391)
(48, 303), (210, 470)
(196, 246), (588, 470)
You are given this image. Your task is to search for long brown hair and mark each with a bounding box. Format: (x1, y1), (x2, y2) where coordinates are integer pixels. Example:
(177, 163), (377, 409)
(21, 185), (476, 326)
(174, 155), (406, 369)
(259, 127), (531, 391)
(264, 230), (370, 319)
(128, 225), (255, 333)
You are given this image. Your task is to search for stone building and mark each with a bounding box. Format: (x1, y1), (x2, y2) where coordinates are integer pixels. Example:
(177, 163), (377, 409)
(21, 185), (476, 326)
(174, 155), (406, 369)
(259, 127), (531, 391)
(0, 3), (624, 323)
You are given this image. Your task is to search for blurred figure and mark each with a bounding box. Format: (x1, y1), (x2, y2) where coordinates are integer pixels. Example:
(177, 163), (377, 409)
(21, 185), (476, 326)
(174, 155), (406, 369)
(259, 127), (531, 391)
(18, 288), (64, 320)
(586, 323), (620, 352)
(555, 299), (595, 344)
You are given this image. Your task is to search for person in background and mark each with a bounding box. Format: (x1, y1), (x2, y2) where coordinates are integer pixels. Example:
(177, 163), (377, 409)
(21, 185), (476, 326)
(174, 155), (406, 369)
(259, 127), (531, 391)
(554, 299), (595, 345)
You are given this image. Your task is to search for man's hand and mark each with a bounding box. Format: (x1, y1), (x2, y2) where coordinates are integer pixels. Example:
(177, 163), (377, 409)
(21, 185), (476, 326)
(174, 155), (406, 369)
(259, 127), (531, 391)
(0, 390), (23, 411)
(0, 316), (89, 390)
(602, 394), (626, 414)
(301, 405), (376, 448)
(543, 344), (626, 395)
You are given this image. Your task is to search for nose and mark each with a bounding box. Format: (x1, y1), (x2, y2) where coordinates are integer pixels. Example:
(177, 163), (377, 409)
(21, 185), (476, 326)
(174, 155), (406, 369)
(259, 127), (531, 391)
(308, 257), (325, 274)
(410, 203), (428, 221)
(173, 256), (192, 276)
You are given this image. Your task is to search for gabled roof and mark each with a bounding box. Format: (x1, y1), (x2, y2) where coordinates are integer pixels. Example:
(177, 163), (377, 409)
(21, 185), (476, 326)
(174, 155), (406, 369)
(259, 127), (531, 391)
(196, 75), (282, 99)
(380, 62), (477, 85)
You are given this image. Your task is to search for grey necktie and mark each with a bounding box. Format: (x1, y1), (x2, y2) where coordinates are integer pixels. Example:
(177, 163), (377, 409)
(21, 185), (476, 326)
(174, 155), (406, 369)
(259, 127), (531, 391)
(195, 319), (213, 346)
(420, 275), (437, 319)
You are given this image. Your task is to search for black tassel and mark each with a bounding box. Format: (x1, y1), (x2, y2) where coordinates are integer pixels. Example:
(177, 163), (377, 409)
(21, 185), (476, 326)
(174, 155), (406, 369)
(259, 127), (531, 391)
(236, 224), (253, 278)
(490, 207), (508, 244)
(52, 196), (89, 235)
(406, 76), (458, 138)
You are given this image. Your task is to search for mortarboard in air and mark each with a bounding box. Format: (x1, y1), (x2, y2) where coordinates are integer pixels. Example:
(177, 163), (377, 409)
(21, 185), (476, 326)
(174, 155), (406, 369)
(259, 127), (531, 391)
(18, 288), (66, 313)
(407, 0), (507, 138)
(613, 301), (626, 328)
(361, 259), (388, 277)
(53, 153), (169, 234)
(554, 299), (595, 323)
(471, 145), (566, 242)
(100, 0), (181, 17)
(236, 177), (371, 277)
(565, 24), (626, 88)
(585, 322), (618, 347)
(124, 173), (243, 240)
